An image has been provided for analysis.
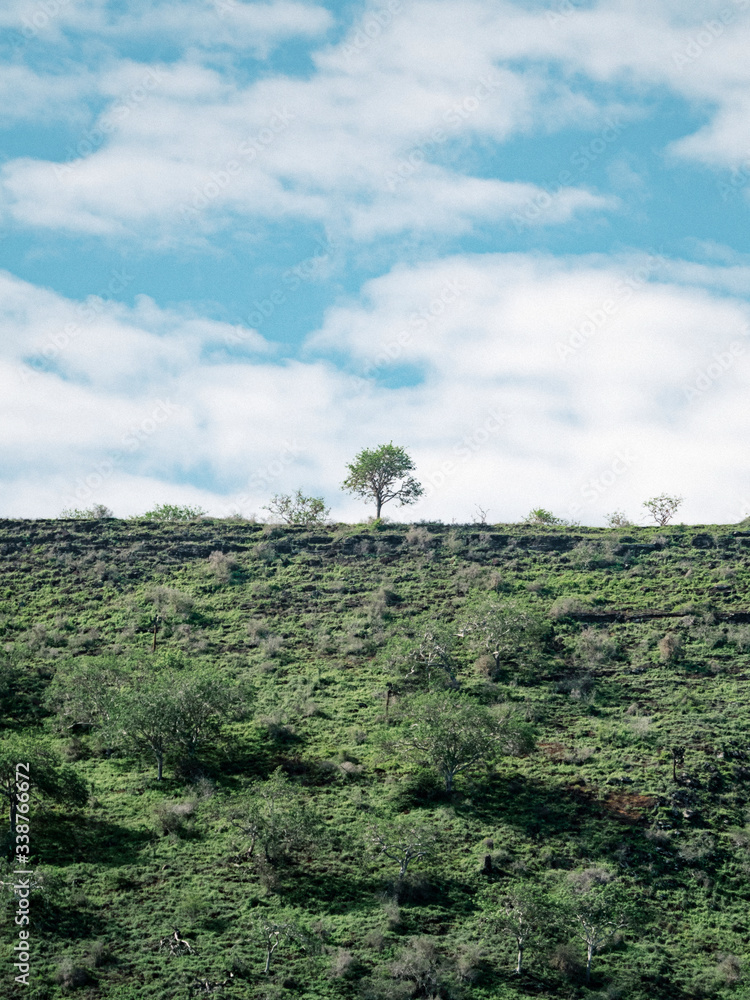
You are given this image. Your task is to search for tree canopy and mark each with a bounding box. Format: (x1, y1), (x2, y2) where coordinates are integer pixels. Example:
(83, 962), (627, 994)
(342, 443), (423, 519)
(106, 671), (238, 779)
(0, 734), (88, 833)
(394, 692), (535, 792)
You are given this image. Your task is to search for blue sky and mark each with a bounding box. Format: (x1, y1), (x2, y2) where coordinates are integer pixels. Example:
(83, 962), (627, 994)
(2, 0), (750, 524)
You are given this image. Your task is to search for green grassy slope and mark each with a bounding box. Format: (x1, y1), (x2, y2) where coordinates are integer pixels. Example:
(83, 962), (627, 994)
(3, 517), (750, 999)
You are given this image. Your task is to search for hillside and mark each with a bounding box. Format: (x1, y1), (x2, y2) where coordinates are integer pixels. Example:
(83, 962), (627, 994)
(3, 516), (750, 999)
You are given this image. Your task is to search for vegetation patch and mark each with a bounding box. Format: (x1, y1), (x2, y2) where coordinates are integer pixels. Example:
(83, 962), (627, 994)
(2, 516), (750, 998)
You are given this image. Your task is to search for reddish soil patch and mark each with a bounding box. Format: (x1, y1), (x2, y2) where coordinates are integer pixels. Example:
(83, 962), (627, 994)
(603, 792), (657, 823)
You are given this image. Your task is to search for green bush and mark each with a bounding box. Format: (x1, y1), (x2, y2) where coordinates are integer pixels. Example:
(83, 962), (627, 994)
(136, 503), (207, 522)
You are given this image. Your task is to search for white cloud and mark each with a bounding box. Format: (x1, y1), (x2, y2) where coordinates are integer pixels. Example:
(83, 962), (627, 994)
(0, 65), (92, 125)
(2, 255), (750, 524)
(3, 0), (750, 245)
(4, 0), (332, 52)
(0, 1), (634, 238)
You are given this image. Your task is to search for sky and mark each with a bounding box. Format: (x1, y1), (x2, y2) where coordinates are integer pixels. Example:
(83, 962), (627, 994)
(2, 0), (750, 525)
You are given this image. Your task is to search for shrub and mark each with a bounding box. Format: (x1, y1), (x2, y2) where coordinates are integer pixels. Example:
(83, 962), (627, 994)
(405, 526), (435, 550)
(153, 799), (196, 836)
(54, 958), (89, 989)
(549, 942), (584, 979)
(261, 635), (284, 658)
(60, 504), (113, 519)
(658, 632), (683, 663)
(229, 768), (321, 867)
(524, 507), (564, 526)
(207, 550), (238, 583)
(137, 503), (207, 522)
(391, 936), (455, 998)
(88, 941), (114, 968)
(549, 596), (590, 619)
(144, 586), (195, 621)
(715, 954), (742, 985)
(574, 628), (620, 667)
(262, 489), (330, 526)
(444, 530), (465, 554)
(605, 510), (632, 528)
(328, 948), (356, 979)
(247, 619), (270, 645)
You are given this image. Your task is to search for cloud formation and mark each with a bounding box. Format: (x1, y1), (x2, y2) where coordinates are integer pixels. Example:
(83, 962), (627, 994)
(3, 253), (749, 524)
(3, 1), (750, 523)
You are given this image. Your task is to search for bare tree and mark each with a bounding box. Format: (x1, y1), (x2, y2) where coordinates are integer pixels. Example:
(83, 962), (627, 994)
(368, 817), (438, 884)
(259, 920), (294, 974)
(400, 622), (457, 688)
(605, 510), (632, 528)
(457, 600), (545, 675)
(564, 867), (636, 983)
(257, 915), (316, 974)
(642, 494), (683, 526)
(482, 883), (551, 976)
(391, 937), (453, 997)
(473, 504), (491, 525)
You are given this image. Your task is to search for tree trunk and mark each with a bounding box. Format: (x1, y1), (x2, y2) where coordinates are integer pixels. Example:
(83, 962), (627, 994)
(586, 942), (593, 982)
(375, 496), (382, 518)
(157, 753), (163, 781)
(445, 771), (453, 793)
(265, 938), (278, 974)
(516, 944), (523, 975)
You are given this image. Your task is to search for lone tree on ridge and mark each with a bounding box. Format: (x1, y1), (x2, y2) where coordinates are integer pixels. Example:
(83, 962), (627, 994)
(642, 494), (683, 526)
(342, 442), (423, 519)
